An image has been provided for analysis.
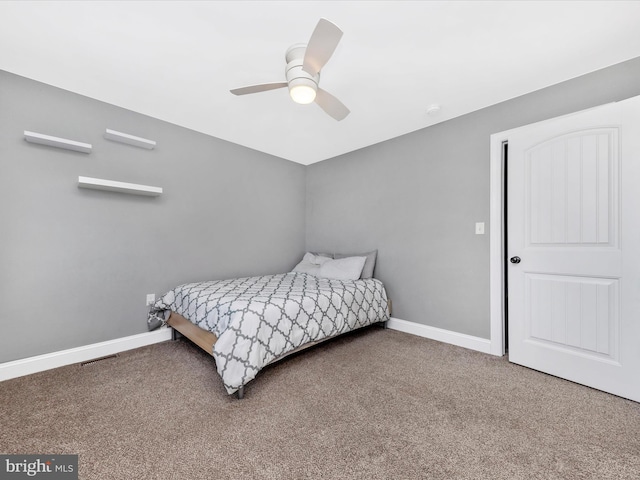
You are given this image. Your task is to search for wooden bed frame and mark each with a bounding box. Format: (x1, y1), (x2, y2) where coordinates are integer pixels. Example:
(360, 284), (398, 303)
(166, 298), (391, 399)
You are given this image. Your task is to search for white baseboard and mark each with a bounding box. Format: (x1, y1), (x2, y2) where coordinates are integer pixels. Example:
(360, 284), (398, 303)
(0, 327), (173, 382)
(1, 320), (493, 382)
(387, 317), (493, 355)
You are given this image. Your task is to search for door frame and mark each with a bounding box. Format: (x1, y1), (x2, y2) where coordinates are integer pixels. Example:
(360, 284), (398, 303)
(489, 130), (511, 356)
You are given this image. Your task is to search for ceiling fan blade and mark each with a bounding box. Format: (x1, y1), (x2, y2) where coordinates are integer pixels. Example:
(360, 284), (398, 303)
(302, 18), (343, 76)
(230, 82), (288, 96)
(315, 88), (350, 121)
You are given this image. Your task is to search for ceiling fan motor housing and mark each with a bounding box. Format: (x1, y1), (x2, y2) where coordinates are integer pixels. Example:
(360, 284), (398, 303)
(285, 43), (319, 103)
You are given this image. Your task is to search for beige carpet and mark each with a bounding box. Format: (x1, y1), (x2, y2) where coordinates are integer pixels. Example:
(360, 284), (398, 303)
(1, 328), (639, 479)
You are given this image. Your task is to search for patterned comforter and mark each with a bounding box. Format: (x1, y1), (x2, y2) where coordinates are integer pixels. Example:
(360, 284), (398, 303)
(148, 272), (389, 394)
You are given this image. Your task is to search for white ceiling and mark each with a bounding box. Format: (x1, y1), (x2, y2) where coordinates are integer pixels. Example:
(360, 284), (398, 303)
(2, 1), (640, 165)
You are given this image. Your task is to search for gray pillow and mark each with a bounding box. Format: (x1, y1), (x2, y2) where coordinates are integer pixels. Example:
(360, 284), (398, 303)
(334, 250), (377, 279)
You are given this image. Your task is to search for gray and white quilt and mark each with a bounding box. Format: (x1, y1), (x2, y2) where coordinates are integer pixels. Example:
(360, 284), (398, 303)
(148, 272), (389, 394)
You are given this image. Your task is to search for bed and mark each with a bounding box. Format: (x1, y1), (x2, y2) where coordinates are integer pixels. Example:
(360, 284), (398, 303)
(147, 252), (390, 398)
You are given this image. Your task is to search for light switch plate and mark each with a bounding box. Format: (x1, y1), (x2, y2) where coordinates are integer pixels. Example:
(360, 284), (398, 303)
(146, 293), (156, 306)
(475, 222), (485, 235)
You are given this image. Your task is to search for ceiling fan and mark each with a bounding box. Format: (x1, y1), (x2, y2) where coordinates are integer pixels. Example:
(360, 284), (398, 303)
(230, 18), (350, 121)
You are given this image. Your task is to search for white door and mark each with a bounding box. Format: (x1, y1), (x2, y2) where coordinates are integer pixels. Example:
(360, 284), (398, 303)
(507, 96), (640, 403)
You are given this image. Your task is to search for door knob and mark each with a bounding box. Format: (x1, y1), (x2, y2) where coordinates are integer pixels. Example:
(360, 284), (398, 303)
(510, 256), (521, 264)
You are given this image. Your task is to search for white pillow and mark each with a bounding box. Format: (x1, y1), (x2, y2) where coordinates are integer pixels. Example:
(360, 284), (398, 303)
(292, 252), (331, 276)
(318, 256), (366, 281)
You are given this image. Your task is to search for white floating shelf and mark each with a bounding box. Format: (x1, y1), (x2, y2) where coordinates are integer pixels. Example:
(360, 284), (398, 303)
(24, 131), (92, 153)
(104, 129), (156, 149)
(78, 176), (162, 196)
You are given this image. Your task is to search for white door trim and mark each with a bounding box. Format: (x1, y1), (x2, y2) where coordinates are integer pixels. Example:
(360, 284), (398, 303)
(489, 131), (512, 356)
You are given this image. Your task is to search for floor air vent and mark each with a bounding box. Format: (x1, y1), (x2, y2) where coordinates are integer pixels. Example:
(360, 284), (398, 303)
(80, 354), (118, 366)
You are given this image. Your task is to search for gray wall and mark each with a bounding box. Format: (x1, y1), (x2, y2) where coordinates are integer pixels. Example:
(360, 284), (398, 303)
(0, 71), (306, 363)
(4, 56), (640, 364)
(306, 56), (640, 339)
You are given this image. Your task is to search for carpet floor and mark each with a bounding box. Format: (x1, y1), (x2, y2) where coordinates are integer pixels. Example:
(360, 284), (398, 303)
(1, 327), (639, 479)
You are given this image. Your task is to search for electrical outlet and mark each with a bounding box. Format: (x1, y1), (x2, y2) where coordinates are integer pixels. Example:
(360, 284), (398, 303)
(475, 222), (485, 235)
(146, 293), (155, 306)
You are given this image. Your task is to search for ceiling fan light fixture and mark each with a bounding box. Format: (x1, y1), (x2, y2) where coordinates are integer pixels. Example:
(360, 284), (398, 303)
(290, 85), (316, 104)
(288, 78), (317, 104)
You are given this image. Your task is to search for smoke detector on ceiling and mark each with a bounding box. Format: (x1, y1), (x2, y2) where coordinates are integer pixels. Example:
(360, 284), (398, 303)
(426, 104), (441, 116)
